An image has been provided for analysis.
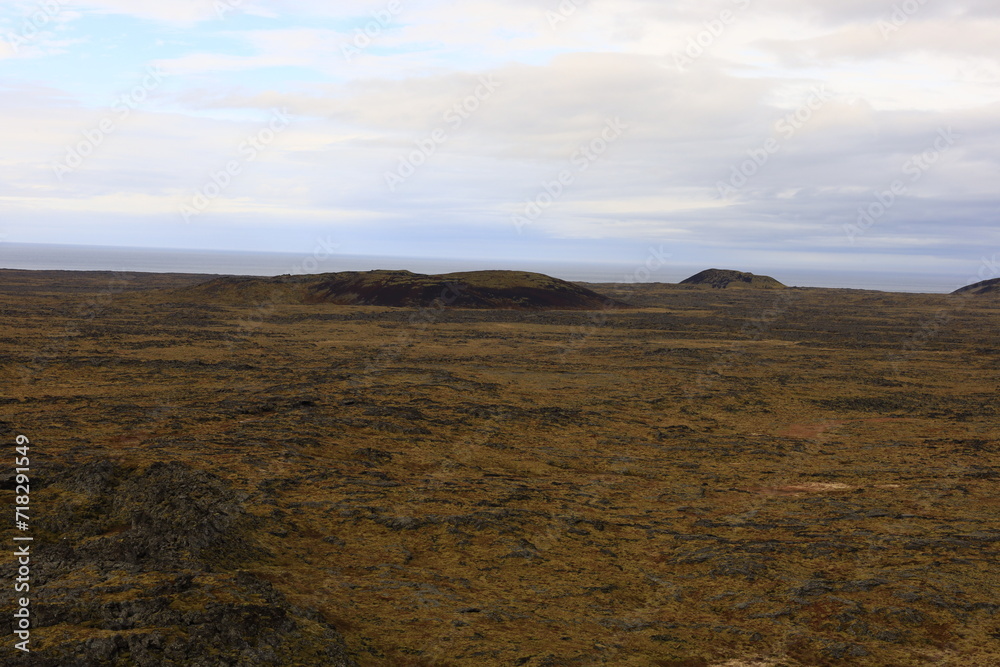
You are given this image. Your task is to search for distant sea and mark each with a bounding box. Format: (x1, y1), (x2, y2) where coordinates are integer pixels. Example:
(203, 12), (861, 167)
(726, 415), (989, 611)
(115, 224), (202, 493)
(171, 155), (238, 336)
(0, 243), (972, 294)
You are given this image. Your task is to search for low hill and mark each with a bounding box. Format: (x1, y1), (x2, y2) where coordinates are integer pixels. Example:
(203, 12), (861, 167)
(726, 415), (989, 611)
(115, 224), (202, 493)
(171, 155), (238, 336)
(680, 268), (786, 289)
(173, 269), (618, 309)
(952, 277), (1000, 296)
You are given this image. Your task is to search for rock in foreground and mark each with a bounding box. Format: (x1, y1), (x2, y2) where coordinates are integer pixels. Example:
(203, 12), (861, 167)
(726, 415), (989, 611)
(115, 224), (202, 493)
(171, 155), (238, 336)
(10, 461), (356, 667)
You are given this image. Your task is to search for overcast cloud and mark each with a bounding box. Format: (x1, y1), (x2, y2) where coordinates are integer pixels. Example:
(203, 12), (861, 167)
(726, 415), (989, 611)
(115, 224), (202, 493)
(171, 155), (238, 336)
(1, 0), (997, 285)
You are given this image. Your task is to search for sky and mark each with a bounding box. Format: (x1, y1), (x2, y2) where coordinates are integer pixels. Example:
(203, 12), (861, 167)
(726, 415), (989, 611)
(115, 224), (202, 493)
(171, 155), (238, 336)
(0, 0), (998, 285)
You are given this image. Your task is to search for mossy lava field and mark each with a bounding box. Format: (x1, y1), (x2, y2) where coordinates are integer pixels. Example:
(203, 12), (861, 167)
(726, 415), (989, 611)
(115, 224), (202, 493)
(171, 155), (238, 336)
(1, 269), (999, 666)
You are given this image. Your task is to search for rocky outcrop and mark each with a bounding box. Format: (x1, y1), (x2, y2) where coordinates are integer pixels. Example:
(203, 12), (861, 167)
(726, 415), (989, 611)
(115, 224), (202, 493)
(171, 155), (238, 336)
(952, 277), (1000, 296)
(173, 270), (620, 310)
(680, 269), (786, 289)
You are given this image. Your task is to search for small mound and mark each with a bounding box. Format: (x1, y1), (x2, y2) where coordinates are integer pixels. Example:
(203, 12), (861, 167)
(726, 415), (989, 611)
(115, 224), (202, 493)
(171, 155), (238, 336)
(952, 277), (1000, 296)
(680, 269), (786, 289)
(175, 270), (619, 310)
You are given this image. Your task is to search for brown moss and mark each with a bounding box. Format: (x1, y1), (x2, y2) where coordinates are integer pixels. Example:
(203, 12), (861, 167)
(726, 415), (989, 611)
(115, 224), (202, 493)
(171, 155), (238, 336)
(2, 271), (999, 665)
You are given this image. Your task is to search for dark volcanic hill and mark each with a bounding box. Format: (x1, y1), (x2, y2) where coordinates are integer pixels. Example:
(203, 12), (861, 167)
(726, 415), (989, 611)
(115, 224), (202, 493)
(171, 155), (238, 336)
(952, 277), (1000, 296)
(680, 268), (786, 289)
(174, 270), (618, 309)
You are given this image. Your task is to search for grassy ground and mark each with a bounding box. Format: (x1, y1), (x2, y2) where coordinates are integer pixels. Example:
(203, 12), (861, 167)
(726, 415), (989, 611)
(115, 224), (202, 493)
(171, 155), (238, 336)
(1, 270), (998, 666)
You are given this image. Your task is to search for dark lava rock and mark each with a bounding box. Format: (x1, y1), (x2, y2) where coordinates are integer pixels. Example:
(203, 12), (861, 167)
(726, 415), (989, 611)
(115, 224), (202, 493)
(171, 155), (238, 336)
(952, 277), (1000, 296)
(2, 461), (356, 666)
(354, 447), (394, 464)
(680, 268), (786, 289)
(173, 269), (622, 310)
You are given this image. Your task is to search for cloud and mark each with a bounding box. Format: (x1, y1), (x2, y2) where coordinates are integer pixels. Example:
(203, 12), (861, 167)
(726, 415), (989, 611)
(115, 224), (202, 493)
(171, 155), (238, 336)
(1, 0), (998, 277)
(64, 0), (232, 24)
(757, 17), (1000, 64)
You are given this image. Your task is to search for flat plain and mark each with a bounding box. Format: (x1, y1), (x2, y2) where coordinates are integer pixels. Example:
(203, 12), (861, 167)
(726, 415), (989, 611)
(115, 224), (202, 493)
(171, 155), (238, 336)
(1, 268), (998, 666)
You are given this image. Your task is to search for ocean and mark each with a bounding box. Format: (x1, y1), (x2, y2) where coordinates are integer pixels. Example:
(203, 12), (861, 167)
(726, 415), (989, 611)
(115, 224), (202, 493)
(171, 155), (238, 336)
(0, 243), (974, 293)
